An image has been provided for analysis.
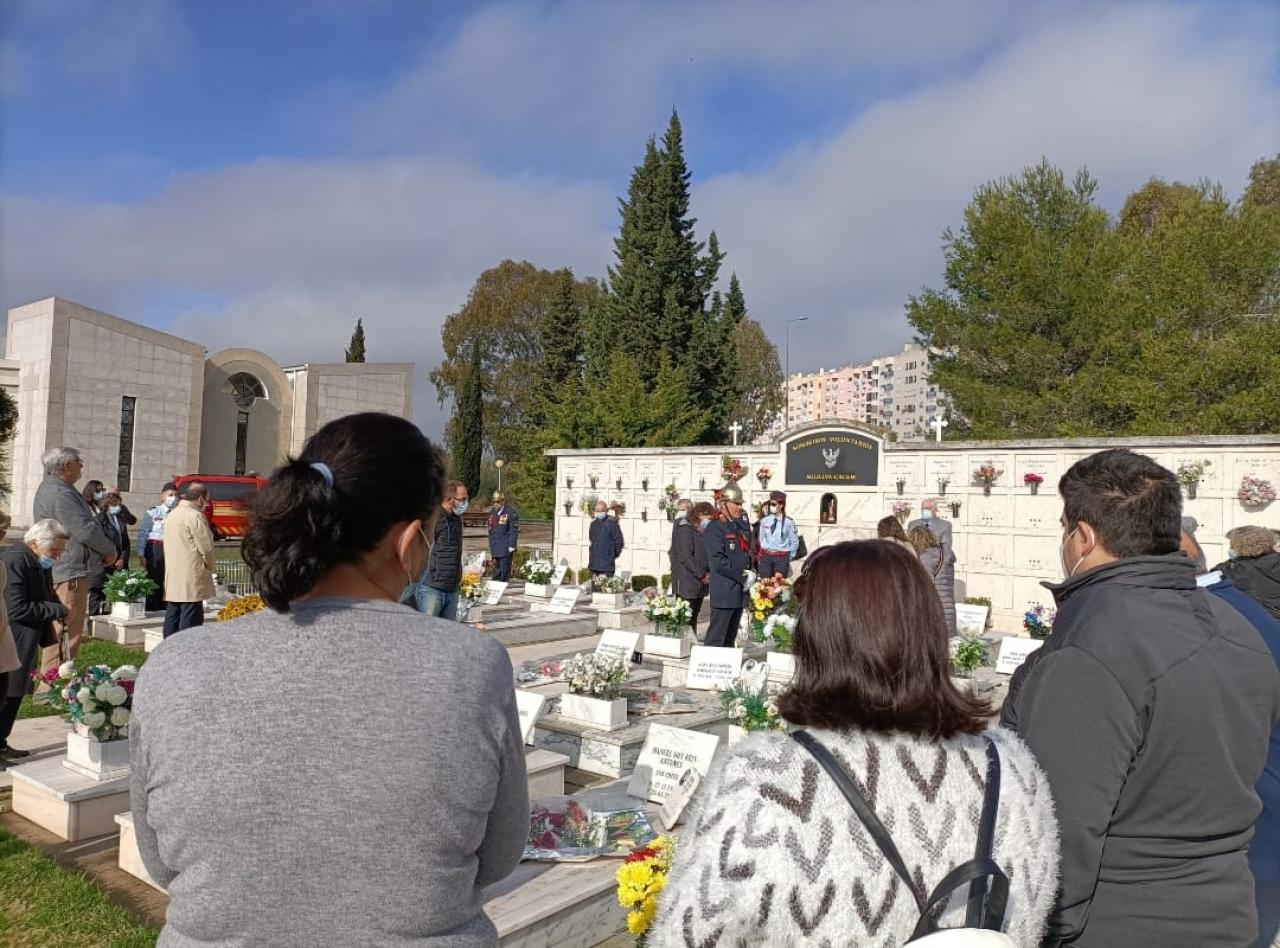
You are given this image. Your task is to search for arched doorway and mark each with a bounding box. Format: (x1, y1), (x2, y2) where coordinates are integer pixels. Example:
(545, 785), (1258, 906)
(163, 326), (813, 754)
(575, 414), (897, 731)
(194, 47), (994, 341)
(820, 493), (838, 524)
(200, 350), (292, 476)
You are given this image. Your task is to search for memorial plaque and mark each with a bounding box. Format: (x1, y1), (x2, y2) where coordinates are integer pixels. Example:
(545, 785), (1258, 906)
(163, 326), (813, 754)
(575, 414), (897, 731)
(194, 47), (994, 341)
(515, 689), (547, 745)
(1012, 576), (1055, 616)
(955, 602), (989, 635)
(595, 629), (640, 664)
(609, 460), (634, 490)
(1015, 494), (1062, 532)
(483, 581), (509, 605)
(968, 493), (1012, 528)
(996, 638), (1044, 675)
(1234, 453), (1280, 487)
(785, 430), (879, 487)
(1014, 454), (1060, 487)
(553, 562), (571, 585)
(885, 456), (921, 490)
(547, 586), (580, 615)
(635, 460), (661, 492)
(925, 456), (961, 492)
(661, 459), (692, 493)
(657, 767), (702, 830)
(1014, 535), (1060, 576)
(963, 571), (1011, 610)
(690, 458), (722, 493)
(560, 460), (585, 488)
(627, 723), (721, 803)
(968, 534), (1010, 571)
(686, 646), (743, 690)
(584, 462), (607, 489)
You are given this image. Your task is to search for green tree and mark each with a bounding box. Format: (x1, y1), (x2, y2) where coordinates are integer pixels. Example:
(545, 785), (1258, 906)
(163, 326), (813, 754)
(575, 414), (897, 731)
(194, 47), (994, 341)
(0, 387), (16, 499)
(344, 319), (366, 363)
(730, 319), (784, 443)
(1243, 155), (1280, 211)
(448, 343), (484, 497)
(536, 268), (584, 399)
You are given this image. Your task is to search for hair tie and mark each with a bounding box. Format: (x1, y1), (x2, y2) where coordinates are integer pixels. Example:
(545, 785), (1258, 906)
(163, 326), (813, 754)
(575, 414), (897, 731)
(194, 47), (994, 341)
(310, 462), (335, 487)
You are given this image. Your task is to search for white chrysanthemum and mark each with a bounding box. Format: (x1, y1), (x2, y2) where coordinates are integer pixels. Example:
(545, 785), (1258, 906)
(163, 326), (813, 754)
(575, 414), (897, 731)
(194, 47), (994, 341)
(110, 707), (130, 727)
(58, 660), (77, 678)
(81, 710), (107, 729)
(110, 665), (138, 682)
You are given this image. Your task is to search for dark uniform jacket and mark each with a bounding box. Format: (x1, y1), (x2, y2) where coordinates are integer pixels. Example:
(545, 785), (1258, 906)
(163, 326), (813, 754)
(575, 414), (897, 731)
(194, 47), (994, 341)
(2, 544), (67, 699)
(487, 505), (519, 558)
(588, 517), (624, 573)
(1012, 555), (1280, 947)
(669, 520), (708, 599)
(704, 515), (753, 609)
(425, 508), (463, 591)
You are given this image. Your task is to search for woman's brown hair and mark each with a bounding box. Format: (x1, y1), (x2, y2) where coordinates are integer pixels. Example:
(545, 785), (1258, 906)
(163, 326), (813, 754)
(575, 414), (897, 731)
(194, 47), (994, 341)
(876, 516), (907, 542)
(777, 540), (989, 739)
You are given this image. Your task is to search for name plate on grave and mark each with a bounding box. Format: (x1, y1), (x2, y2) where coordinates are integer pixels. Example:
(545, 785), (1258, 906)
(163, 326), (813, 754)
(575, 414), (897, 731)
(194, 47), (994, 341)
(996, 638), (1045, 675)
(627, 723), (721, 803)
(686, 646), (743, 690)
(483, 581), (509, 605)
(955, 603), (989, 636)
(553, 562), (571, 586)
(595, 630), (640, 664)
(785, 430), (879, 487)
(515, 689), (547, 745)
(547, 586), (580, 615)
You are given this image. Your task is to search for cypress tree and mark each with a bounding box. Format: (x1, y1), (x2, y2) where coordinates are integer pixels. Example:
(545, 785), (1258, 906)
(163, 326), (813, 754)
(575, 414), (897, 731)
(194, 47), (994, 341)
(344, 319), (367, 363)
(449, 343), (484, 497)
(538, 268), (582, 393)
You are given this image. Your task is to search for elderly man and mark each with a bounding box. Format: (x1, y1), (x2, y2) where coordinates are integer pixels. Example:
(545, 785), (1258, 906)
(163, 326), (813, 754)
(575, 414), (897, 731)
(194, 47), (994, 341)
(487, 492), (519, 583)
(1008, 449), (1279, 946)
(588, 500), (625, 577)
(704, 482), (754, 648)
(1218, 525), (1280, 620)
(907, 498), (952, 560)
(162, 481), (215, 637)
(32, 446), (116, 670)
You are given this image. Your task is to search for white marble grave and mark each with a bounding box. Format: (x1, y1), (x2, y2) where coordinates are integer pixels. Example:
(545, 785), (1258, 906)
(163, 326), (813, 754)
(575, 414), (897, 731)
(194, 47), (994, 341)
(116, 811), (165, 891)
(9, 754), (130, 841)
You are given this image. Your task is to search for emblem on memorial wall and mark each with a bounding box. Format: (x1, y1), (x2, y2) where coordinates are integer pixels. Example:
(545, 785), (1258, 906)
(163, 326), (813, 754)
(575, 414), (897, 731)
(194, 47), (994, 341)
(783, 428), (880, 486)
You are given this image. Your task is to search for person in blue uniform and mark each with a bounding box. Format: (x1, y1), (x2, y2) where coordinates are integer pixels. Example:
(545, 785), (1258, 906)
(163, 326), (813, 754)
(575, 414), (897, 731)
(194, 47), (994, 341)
(703, 481), (754, 648)
(487, 491), (519, 582)
(756, 490), (799, 578)
(588, 500), (625, 577)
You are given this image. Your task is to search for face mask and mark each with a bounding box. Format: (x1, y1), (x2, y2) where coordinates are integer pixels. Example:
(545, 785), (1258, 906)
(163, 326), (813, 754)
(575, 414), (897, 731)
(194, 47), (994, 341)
(594, 512), (607, 520)
(921, 509), (933, 522)
(108, 506), (122, 515)
(1227, 548), (1238, 560)
(768, 505), (779, 514)
(675, 510), (687, 520)
(93, 491), (105, 501)
(38, 554), (57, 570)
(1059, 526), (1082, 579)
(164, 496), (178, 509)
(454, 499), (469, 515)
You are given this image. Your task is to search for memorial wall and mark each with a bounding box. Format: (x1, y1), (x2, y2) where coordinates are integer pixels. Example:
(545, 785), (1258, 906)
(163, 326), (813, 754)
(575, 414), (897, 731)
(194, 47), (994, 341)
(548, 421), (1280, 633)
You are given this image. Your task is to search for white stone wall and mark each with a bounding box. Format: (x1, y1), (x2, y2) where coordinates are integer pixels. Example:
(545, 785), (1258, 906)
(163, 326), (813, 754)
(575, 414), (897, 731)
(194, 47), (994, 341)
(6, 301), (57, 518)
(314, 371), (410, 426)
(551, 432), (1280, 633)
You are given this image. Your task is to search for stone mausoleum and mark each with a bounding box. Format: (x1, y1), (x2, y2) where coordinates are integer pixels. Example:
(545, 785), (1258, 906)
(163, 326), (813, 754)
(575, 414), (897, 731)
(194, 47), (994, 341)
(549, 421), (1280, 633)
(2, 297), (413, 523)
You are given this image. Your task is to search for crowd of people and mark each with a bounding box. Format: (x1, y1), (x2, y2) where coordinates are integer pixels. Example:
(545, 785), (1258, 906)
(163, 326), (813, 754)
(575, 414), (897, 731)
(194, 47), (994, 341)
(0, 416), (1277, 946)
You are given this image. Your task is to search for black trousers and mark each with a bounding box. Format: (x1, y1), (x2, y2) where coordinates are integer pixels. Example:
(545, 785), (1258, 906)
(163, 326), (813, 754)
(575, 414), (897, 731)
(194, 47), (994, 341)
(757, 554), (791, 579)
(705, 607), (743, 648)
(681, 595), (705, 633)
(143, 543), (165, 611)
(163, 602), (204, 638)
(493, 556), (513, 582)
(0, 673), (22, 748)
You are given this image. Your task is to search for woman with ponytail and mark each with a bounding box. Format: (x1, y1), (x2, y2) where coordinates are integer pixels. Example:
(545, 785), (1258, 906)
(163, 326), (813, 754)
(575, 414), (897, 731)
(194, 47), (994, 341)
(128, 413), (529, 947)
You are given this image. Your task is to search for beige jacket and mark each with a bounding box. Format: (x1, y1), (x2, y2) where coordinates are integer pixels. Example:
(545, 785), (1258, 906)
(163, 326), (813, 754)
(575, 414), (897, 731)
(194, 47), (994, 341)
(163, 502), (215, 604)
(0, 569), (18, 674)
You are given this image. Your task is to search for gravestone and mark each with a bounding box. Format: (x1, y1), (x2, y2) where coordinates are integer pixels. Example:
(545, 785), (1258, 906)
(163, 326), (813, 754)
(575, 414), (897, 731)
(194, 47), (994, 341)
(626, 723), (721, 803)
(686, 646), (743, 690)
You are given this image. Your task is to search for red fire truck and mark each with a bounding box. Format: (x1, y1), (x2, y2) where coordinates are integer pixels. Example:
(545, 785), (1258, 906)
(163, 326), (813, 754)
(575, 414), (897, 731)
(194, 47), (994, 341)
(172, 474), (265, 540)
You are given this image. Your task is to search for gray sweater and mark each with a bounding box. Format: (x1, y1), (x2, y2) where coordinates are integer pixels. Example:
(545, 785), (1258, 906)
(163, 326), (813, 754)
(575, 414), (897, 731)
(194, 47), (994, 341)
(130, 598), (529, 947)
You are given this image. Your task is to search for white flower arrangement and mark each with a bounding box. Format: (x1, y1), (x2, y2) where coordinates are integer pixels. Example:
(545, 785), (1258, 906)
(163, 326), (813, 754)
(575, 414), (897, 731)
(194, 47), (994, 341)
(522, 558), (557, 585)
(762, 613), (797, 653)
(1238, 475), (1277, 509)
(562, 652), (629, 700)
(592, 574), (626, 593)
(34, 662), (135, 741)
(642, 594), (692, 636)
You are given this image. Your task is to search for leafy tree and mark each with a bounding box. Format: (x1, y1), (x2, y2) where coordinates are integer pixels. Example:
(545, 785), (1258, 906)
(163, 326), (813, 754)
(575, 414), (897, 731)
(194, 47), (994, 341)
(344, 319), (366, 363)
(730, 319), (784, 443)
(1243, 155), (1280, 211)
(536, 268), (584, 399)
(0, 387), (16, 499)
(447, 343), (484, 497)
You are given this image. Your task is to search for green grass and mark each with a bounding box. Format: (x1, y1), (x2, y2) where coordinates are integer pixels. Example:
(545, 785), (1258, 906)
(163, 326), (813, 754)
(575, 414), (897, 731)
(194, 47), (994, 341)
(16, 640), (149, 721)
(0, 830), (158, 947)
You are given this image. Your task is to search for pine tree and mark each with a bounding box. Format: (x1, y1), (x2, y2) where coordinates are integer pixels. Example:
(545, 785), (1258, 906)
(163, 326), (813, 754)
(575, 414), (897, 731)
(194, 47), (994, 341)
(724, 273), (747, 326)
(537, 268), (583, 394)
(448, 343), (484, 497)
(344, 319), (366, 363)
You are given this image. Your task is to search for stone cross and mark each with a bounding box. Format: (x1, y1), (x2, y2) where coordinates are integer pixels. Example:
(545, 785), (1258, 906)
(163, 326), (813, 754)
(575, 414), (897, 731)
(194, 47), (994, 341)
(729, 421), (743, 446)
(932, 414), (948, 442)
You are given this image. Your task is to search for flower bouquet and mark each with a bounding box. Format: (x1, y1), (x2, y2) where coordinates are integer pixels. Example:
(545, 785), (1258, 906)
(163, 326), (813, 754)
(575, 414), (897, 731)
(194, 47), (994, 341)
(657, 484), (681, 521)
(642, 594), (693, 657)
(1023, 471), (1044, 495)
(560, 653), (631, 728)
(951, 633), (988, 679)
(973, 463), (1003, 494)
(593, 574), (626, 594)
(616, 835), (677, 941)
(580, 493), (600, 515)
(756, 466), (772, 489)
(937, 475), (951, 495)
(217, 594), (266, 621)
(1176, 460), (1211, 500)
(103, 569), (159, 619)
(720, 676), (784, 742)
(457, 571), (488, 622)
(524, 796), (657, 862)
(1023, 604), (1056, 639)
(591, 573), (627, 610)
(721, 455), (745, 481)
(892, 499), (912, 522)
(521, 558), (558, 597)
(35, 661), (137, 777)
(1238, 475), (1276, 510)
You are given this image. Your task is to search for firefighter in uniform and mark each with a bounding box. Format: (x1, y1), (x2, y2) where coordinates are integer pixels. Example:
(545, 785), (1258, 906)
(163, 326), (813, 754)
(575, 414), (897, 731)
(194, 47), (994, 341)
(487, 491), (519, 582)
(702, 481), (755, 648)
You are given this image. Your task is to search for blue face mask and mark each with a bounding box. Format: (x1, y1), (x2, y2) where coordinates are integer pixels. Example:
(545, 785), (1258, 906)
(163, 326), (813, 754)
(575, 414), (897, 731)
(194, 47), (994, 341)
(454, 500), (469, 515)
(108, 506), (122, 515)
(164, 496), (178, 509)
(93, 490), (105, 501)
(38, 554), (57, 570)
(922, 509), (933, 522)
(594, 512), (607, 520)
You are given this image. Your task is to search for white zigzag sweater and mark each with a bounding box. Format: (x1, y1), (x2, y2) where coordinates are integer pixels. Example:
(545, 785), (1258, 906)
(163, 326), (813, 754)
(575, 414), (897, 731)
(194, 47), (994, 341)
(651, 726), (1060, 947)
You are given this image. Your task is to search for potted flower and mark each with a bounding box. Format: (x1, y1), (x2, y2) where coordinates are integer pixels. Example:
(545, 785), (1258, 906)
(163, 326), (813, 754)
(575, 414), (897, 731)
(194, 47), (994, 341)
(761, 613), (797, 678)
(1176, 460), (1211, 500)
(937, 475), (950, 496)
(521, 558), (558, 598)
(949, 500), (962, 519)
(892, 500), (912, 523)
(591, 574), (626, 610)
(458, 571), (488, 622)
(722, 455), (745, 482)
(950, 633), (987, 685)
(580, 493), (600, 516)
(103, 569), (159, 620)
(1023, 604), (1056, 639)
(756, 466), (772, 490)
(217, 594), (265, 621)
(896, 477), (905, 496)
(719, 675), (784, 745)
(558, 653), (630, 729)
(1239, 475), (1276, 510)
(748, 575), (797, 668)
(973, 463), (1003, 496)
(642, 593), (693, 657)
(615, 836), (677, 944)
(563, 497), (574, 516)
(34, 661), (136, 779)
(657, 484), (681, 521)
(1023, 472), (1044, 495)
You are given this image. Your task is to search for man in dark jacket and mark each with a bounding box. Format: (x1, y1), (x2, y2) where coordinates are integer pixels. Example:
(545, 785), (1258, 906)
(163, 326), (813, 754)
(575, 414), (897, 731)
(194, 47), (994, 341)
(1, 520), (71, 763)
(1009, 449), (1280, 947)
(588, 501), (625, 577)
(669, 502), (713, 631)
(413, 480), (468, 620)
(487, 492), (519, 583)
(703, 483), (754, 648)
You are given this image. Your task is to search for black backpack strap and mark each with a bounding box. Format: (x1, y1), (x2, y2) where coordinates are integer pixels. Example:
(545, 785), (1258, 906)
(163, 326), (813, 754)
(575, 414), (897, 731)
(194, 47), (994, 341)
(966, 736), (1004, 925)
(790, 730), (925, 914)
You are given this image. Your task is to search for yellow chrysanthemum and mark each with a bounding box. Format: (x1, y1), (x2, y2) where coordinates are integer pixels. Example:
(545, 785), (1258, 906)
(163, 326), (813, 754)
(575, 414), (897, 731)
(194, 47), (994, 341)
(626, 898), (658, 935)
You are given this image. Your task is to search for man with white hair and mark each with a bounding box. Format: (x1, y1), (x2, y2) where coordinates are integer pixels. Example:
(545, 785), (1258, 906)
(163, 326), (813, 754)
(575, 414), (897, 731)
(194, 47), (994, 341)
(31, 447), (115, 671)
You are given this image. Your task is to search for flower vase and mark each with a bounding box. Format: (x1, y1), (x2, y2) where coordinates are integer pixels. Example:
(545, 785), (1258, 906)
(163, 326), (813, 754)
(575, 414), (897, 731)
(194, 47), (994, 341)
(525, 583), (552, 598)
(938, 482), (947, 496)
(950, 503), (962, 518)
(758, 477), (769, 490)
(65, 727), (130, 781)
(896, 480), (905, 496)
(699, 478), (706, 490)
(616, 478), (623, 490)
(566, 477), (573, 489)
(642, 479), (649, 491)
(1029, 482), (1039, 495)
(1186, 483), (1197, 500)
(643, 628), (691, 658)
(666, 508), (676, 522)
(563, 502), (572, 516)
(110, 601), (146, 621)
(589, 476), (598, 489)
(593, 592), (625, 610)
(949, 675), (973, 695)
(641, 510), (648, 522)
(983, 485), (992, 496)
(460, 603), (483, 623)
(558, 693), (628, 730)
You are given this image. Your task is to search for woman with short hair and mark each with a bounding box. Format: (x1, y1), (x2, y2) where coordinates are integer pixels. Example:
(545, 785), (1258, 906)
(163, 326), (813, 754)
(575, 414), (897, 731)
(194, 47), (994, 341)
(1220, 525), (1280, 620)
(129, 413), (529, 946)
(669, 501), (714, 631)
(909, 523), (957, 633)
(650, 541), (1059, 946)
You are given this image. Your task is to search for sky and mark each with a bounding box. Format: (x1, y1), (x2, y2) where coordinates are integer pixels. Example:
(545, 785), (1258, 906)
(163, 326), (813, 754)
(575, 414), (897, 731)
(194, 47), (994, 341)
(2, 0), (1277, 439)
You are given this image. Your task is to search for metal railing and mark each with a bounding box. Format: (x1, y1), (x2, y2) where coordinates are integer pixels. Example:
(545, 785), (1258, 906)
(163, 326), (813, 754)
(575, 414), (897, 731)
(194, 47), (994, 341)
(213, 558), (257, 596)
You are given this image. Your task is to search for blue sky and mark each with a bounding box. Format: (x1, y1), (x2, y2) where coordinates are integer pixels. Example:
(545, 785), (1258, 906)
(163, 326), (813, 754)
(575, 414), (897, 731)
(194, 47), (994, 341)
(2, 0), (1277, 437)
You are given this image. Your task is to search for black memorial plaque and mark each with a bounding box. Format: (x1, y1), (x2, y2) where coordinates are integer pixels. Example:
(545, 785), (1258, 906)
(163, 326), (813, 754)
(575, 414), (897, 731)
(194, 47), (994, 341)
(785, 430), (879, 487)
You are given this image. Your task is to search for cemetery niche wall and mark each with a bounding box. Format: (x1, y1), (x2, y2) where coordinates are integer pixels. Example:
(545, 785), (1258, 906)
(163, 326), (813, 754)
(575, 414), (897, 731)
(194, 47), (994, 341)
(548, 421), (1280, 633)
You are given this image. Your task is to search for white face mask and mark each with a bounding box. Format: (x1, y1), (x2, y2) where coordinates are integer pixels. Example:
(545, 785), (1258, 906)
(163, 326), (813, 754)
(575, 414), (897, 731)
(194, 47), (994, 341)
(1059, 526), (1082, 579)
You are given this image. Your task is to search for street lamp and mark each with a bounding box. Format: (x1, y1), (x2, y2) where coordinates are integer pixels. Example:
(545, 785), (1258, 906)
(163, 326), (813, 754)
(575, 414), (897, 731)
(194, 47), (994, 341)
(785, 316), (810, 429)
(495, 458), (505, 493)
